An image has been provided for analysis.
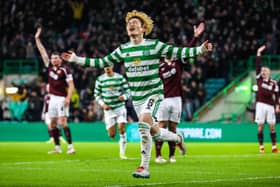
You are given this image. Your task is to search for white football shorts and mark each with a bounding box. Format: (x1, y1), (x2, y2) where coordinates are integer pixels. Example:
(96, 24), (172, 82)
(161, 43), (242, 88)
(133, 94), (163, 120)
(255, 102), (276, 125)
(157, 96), (182, 123)
(48, 94), (69, 118)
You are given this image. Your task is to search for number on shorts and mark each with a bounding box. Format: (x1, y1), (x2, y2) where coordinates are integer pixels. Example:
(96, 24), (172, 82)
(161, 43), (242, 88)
(146, 99), (155, 109)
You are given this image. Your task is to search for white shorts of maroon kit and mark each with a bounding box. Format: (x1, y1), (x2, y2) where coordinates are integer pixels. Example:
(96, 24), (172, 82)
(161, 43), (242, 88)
(157, 96), (182, 123)
(255, 102), (276, 125)
(48, 94), (69, 118)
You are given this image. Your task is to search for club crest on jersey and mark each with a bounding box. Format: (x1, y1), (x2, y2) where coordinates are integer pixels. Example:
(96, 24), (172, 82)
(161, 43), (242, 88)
(109, 85), (115, 90)
(133, 58), (141, 66)
(143, 50), (150, 56)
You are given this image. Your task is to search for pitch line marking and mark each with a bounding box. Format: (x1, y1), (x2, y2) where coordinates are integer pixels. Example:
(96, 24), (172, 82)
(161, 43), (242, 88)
(107, 176), (280, 187)
(1, 167), (218, 175)
(0, 157), (138, 166)
(2, 167), (130, 173)
(0, 153), (277, 166)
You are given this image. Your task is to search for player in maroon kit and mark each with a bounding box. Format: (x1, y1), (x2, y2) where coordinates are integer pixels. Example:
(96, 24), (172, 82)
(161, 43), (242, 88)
(255, 45), (279, 153)
(35, 27), (75, 154)
(41, 84), (65, 144)
(155, 23), (206, 163)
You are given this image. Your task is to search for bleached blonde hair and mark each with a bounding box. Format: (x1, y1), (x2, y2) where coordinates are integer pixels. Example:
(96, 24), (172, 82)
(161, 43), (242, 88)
(126, 10), (154, 35)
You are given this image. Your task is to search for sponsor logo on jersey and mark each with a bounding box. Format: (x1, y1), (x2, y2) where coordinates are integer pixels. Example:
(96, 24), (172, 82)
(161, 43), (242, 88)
(128, 65), (149, 72)
(162, 68), (177, 79)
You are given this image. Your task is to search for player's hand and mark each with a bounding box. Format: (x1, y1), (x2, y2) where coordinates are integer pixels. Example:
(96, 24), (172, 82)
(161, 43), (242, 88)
(35, 27), (42, 39)
(275, 105), (280, 113)
(257, 45), (266, 56)
(118, 95), (125, 101)
(201, 40), (213, 52)
(194, 22), (205, 38)
(103, 104), (111, 110)
(61, 51), (75, 62)
(41, 114), (45, 120)
(64, 97), (70, 107)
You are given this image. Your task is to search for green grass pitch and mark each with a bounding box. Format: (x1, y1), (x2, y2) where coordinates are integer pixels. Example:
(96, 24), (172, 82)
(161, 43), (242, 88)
(0, 142), (279, 187)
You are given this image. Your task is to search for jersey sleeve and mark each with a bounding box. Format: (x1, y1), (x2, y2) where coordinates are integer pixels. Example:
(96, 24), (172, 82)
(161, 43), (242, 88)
(70, 47), (123, 68)
(64, 66), (74, 82)
(156, 40), (206, 64)
(94, 78), (105, 106)
(121, 76), (131, 100)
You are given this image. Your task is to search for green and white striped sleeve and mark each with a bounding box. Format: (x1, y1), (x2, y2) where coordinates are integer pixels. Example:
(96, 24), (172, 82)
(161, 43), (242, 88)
(156, 40), (208, 63)
(121, 76), (130, 100)
(69, 47), (123, 68)
(94, 78), (105, 106)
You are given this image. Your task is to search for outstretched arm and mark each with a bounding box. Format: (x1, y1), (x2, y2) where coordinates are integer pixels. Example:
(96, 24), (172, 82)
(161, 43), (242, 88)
(256, 45), (266, 76)
(159, 40), (212, 61)
(35, 27), (49, 67)
(61, 47), (122, 69)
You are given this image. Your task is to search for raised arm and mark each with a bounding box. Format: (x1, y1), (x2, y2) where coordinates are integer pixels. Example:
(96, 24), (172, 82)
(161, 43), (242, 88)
(256, 45), (266, 76)
(257, 45), (266, 57)
(61, 47), (122, 69)
(188, 22), (205, 47)
(35, 27), (49, 67)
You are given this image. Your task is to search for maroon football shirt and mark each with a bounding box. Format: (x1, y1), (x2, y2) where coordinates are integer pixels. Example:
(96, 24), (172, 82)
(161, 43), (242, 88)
(159, 59), (184, 98)
(48, 64), (73, 97)
(159, 37), (196, 98)
(256, 57), (279, 106)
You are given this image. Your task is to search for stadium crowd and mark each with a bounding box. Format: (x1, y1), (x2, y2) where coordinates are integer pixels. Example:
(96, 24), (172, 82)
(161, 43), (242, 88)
(1, 0), (279, 122)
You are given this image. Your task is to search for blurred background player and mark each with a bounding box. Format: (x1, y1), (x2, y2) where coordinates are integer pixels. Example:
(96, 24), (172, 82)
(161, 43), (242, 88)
(35, 27), (75, 154)
(255, 45), (279, 153)
(94, 65), (130, 159)
(155, 22), (205, 163)
(41, 84), (65, 144)
(62, 10), (212, 178)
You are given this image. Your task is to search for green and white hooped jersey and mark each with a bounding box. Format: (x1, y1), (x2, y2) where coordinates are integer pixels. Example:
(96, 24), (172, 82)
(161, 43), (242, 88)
(94, 73), (130, 110)
(73, 39), (205, 105)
